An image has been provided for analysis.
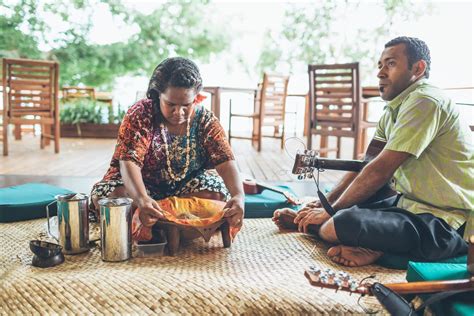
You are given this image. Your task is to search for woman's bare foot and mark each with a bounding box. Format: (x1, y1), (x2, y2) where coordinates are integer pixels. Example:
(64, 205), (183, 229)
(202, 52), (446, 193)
(272, 208), (298, 231)
(327, 245), (383, 267)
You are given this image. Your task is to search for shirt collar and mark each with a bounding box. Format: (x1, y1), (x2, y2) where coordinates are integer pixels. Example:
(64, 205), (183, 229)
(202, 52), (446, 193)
(384, 78), (427, 111)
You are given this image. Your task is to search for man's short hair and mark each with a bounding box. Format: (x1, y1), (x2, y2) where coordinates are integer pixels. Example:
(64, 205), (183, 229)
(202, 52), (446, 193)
(385, 36), (431, 78)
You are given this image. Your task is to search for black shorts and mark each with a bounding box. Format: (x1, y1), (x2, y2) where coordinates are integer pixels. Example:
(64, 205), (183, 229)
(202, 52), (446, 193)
(333, 195), (468, 261)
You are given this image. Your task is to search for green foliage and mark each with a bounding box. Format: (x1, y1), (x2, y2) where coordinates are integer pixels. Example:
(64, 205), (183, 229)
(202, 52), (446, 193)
(60, 99), (104, 124)
(60, 98), (124, 124)
(257, 0), (432, 82)
(1, 0), (230, 88)
(0, 0), (46, 58)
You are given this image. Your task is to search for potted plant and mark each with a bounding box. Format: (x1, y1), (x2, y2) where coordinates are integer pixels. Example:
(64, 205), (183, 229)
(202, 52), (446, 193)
(60, 99), (125, 138)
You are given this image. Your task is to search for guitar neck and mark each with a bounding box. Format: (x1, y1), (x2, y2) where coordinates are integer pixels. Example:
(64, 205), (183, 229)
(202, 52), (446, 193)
(384, 278), (474, 295)
(256, 182), (287, 196)
(292, 139), (387, 175)
(315, 158), (367, 172)
(305, 271), (474, 296)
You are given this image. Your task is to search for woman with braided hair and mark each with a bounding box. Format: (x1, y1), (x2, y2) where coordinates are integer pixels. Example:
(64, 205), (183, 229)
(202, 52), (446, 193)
(90, 57), (244, 231)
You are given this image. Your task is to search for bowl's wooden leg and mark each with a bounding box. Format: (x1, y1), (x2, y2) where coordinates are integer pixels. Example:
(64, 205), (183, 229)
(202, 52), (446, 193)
(221, 221), (231, 248)
(166, 225), (180, 256)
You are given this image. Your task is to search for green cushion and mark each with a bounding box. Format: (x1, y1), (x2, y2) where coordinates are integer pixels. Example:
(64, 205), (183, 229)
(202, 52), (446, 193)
(377, 253), (467, 270)
(406, 260), (472, 316)
(244, 185), (300, 218)
(0, 183), (73, 222)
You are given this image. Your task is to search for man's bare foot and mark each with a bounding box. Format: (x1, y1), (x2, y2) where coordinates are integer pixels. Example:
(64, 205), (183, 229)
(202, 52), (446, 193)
(272, 208), (298, 231)
(327, 245), (383, 267)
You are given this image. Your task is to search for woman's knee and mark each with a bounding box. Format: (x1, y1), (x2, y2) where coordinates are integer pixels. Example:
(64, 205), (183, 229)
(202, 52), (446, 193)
(91, 185), (128, 211)
(181, 190), (225, 201)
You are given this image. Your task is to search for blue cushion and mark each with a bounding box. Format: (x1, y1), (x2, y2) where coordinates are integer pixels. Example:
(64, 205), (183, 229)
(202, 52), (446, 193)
(376, 253), (467, 270)
(406, 261), (472, 316)
(0, 183), (73, 222)
(244, 185), (300, 218)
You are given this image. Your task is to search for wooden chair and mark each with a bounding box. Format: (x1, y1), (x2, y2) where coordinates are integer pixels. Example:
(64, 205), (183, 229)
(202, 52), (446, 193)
(62, 86), (95, 101)
(228, 73), (290, 152)
(2, 58), (60, 156)
(307, 62), (376, 159)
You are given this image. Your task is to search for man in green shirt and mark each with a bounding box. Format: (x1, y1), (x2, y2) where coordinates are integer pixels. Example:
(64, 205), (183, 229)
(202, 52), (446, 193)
(273, 36), (473, 267)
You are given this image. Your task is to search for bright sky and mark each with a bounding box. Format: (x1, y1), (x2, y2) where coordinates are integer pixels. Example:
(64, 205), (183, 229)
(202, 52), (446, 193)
(86, 0), (473, 110)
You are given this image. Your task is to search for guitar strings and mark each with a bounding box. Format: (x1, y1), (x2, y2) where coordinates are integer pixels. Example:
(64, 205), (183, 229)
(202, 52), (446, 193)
(307, 244), (317, 257)
(283, 136), (306, 159)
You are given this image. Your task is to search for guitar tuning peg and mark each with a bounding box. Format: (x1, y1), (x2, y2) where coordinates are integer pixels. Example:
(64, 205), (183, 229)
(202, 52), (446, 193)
(349, 280), (358, 291)
(320, 276), (328, 284)
(298, 174), (304, 180)
(307, 173), (313, 178)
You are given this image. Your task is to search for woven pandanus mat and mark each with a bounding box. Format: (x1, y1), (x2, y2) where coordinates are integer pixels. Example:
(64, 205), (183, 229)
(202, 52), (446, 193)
(0, 218), (406, 315)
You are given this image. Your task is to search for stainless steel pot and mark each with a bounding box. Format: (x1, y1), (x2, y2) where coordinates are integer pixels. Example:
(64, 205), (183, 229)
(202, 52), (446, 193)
(98, 197), (133, 262)
(46, 193), (89, 255)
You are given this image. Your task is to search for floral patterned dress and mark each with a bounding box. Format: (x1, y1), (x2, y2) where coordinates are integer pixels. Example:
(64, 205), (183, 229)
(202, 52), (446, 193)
(91, 98), (234, 203)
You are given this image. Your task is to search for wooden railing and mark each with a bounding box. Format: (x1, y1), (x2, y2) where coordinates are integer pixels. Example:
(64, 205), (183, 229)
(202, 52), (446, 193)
(444, 86), (474, 131)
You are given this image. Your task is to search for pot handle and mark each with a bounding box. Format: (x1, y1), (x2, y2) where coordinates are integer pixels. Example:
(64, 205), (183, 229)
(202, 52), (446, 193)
(46, 200), (59, 242)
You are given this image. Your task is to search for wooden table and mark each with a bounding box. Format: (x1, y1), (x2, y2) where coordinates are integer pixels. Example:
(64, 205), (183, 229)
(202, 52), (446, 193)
(362, 86), (380, 98)
(95, 91), (113, 107)
(203, 86), (257, 120)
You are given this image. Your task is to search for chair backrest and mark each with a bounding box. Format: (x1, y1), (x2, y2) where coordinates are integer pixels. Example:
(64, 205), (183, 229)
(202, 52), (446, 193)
(258, 73), (290, 126)
(308, 62), (361, 136)
(2, 58), (59, 119)
(62, 86), (96, 101)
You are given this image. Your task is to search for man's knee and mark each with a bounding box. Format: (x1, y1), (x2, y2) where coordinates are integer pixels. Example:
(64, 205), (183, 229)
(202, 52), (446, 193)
(319, 219), (339, 243)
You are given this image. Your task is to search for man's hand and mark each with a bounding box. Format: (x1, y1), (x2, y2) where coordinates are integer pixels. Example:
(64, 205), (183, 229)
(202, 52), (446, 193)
(294, 207), (331, 233)
(300, 200), (322, 211)
(137, 196), (165, 227)
(223, 195), (244, 228)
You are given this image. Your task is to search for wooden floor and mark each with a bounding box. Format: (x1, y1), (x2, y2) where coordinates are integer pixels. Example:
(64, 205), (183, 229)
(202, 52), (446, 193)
(0, 134), (347, 195)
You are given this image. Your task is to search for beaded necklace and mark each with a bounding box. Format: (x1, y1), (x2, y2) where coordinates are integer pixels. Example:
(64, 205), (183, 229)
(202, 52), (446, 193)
(160, 118), (191, 182)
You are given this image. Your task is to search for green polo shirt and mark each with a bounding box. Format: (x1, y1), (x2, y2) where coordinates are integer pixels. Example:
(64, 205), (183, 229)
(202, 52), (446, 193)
(374, 79), (474, 236)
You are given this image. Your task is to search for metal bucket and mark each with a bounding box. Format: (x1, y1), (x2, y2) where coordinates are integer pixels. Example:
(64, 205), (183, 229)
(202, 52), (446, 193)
(46, 193), (89, 255)
(99, 197), (133, 262)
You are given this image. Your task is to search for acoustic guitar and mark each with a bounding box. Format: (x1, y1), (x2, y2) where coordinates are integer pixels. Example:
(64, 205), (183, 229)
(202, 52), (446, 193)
(305, 266), (474, 296)
(243, 178), (303, 205)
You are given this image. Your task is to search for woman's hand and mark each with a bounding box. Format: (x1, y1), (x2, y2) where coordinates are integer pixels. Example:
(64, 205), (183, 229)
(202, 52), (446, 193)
(137, 196), (165, 227)
(294, 207), (331, 233)
(223, 194), (244, 228)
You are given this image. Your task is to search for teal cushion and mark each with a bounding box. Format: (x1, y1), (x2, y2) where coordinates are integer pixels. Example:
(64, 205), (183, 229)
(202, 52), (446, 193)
(0, 183), (73, 222)
(406, 261), (473, 316)
(377, 253), (467, 270)
(244, 185), (300, 218)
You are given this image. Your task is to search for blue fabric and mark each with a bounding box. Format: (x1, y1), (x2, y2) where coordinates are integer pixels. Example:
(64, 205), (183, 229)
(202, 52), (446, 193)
(406, 261), (472, 316)
(376, 253), (467, 270)
(0, 183), (73, 222)
(244, 185), (300, 218)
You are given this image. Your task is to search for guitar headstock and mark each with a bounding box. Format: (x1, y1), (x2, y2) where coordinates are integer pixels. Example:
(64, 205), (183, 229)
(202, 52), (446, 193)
(292, 150), (318, 179)
(304, 265), (371, 295)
